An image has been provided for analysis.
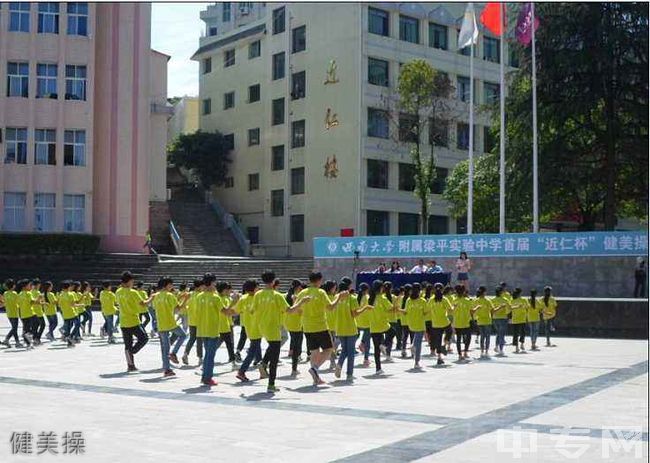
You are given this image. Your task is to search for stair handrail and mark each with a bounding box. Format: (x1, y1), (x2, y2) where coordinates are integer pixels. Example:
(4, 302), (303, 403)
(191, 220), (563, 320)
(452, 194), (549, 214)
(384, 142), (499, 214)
(205, 192), (250, 256)
(169, 220), (184, 255)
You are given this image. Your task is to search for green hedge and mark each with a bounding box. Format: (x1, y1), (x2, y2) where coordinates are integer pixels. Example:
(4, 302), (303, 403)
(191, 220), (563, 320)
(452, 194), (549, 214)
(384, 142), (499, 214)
(0, 234), (100, 255)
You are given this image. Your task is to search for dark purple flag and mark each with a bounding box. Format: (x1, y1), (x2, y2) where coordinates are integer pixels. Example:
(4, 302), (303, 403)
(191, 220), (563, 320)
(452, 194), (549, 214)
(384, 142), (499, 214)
(515, 3), (540, 46)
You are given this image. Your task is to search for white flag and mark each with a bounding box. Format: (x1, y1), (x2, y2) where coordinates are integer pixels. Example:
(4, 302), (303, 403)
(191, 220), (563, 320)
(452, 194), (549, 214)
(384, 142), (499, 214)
(458, 3), (478, 50)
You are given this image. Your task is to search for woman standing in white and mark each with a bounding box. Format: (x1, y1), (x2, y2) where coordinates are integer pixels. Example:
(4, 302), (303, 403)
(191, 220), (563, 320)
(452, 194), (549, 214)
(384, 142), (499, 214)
(456, 252), (471, 292)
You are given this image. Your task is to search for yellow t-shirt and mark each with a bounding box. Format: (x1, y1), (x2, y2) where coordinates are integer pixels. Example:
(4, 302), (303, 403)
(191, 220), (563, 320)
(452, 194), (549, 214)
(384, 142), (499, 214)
(31, 289), (44, 316)
(369, 295), (391, 334)
(283, 295), (303, 332)
(474, 297), (493, 326)
(3, 290), (19, 318)
(335, 296), (359, 337)
(234, 293), (254, 333)
(510, 298), (528, 324)
(254, 288), (289, 342)
(405, 297), (427, 332)
(137, 289), (149, 314)
(58, 291), (77, 320)
(18, 290), (36, 319)
(296, 286), (331, 333)
(196, 290), (224, 338)
(73, 292), (83, 316)
(239, 293), (261, 340)
(81, 292), (93, 308)
(217, 294), (232, 334)
(187, 290), (202, 327)
(100, 290), (117, 316)
(115, 287), (145, 328)
(355, 294), (370, 329)
(491, 296), (511, 319)
(502, 291), (513, 302)
(153, 291), (180, 332)
(429, 297), (452, 328)
(44, 292), (58, 316)
(527, 298), (542, 323)
(452, 297), (473, 329)
(540, 296), (558, 320)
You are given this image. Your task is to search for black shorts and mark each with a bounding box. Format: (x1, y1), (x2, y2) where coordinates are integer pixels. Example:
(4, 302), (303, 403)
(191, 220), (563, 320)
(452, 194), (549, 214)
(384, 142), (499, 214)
(305, 330), (333, 351)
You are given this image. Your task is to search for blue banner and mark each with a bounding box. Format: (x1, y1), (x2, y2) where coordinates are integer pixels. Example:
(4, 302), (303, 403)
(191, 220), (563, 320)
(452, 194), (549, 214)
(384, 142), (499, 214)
(313, 231), (648, 259)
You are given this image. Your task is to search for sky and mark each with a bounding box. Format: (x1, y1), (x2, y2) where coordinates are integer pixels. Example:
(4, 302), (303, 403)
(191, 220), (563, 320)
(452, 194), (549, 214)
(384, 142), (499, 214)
(151, 2), (211, 98)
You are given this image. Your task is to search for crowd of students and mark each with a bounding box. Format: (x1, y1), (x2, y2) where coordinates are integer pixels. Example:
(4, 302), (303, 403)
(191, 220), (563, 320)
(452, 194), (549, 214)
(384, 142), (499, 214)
(0, 271), (558, 394)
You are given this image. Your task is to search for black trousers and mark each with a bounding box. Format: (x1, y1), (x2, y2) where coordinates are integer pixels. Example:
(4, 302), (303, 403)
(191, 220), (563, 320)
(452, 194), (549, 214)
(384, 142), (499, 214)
(21, 316), (36, 345)
(236, 326), (248, 352)
(455, 327), (471, 354)
(139, 312), (151, 329)
(384, 323), (398, 354)
(265, 340), (281, 386)
(35, 316), (46, 341)
(184, 325), (203, 358)
(289, 331), (303, 371)
(371, 332), (385, 371)
(220, 330), (235, 361)
(5, 317), (20, 344)
(634, 278), (646, 298)
(429, 326), (448, 355)
(121, 325), (148, 356)
(512, 323), (526, 345)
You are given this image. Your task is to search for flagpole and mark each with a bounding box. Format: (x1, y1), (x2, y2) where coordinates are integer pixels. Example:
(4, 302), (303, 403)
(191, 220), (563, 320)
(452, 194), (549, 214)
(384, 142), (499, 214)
(531, 2), (539, 232)
(468, 39), (474, 235)
(499, 3), (506, 234)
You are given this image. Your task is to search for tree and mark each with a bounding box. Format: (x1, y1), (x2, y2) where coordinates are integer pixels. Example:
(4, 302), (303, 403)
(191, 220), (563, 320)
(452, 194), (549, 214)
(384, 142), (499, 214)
(167, 130), (232, 189)
(394, 60), (454, 234)
(445, 3), (648, 231)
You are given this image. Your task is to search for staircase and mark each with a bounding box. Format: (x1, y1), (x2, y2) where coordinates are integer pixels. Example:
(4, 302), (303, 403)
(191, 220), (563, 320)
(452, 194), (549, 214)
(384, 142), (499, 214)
(168, 187), (243, 256)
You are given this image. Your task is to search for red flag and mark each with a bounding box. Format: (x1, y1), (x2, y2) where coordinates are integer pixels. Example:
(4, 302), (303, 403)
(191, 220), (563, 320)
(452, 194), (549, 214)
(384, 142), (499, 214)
(480, 2), (503, 36)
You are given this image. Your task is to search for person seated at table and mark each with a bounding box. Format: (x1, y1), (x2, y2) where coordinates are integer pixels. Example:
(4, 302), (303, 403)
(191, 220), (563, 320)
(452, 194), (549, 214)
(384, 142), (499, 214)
(373, 263), (387, 274)
(426, 260), (443, 273)
(388, 261), (404, 274)
(409, 259), (428, 274)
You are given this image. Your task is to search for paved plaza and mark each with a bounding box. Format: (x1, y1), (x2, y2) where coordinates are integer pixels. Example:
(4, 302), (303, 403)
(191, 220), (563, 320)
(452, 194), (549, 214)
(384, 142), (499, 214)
(0, 318), (647, 462)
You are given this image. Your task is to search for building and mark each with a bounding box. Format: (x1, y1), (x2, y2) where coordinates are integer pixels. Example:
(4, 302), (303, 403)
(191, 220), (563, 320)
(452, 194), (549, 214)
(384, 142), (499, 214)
(194, 2), (513, 257)
(167, 96), (199, 144)
(0, 2), (170, 252)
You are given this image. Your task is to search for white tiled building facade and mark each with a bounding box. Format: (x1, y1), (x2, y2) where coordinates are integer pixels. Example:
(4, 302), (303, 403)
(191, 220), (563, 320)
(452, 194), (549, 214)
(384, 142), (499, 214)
(195, 2), (515, 257)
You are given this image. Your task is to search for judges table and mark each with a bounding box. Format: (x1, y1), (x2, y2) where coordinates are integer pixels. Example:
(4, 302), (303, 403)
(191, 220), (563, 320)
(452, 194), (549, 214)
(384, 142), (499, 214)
(356, 272), (451, 289)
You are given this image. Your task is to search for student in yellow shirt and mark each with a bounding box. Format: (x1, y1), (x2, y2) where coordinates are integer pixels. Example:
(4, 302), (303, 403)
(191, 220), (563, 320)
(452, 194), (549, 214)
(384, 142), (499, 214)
(115, 272), (153, 372)
(70, 281), (83, 342)
(499, 282), (513, 302)
(235, 279), (261, 382)
(405, 283), (428, 369)
(527, 289), (542, 351)
(135, 281), (152, 335)
(42, 281), (59, 342)
(491, 286), (511, 355)
(99, 281), (118, 344)
(153, 277), (190, 377)
(509, 288), (528, 353)
(31, 278), (46, 344)
(322, 280), (341, 370)
(428, 283), (452, 365)
(361, 280), (392, 375)
(334, 278), (367, 381)
(59, 281), (84, 347)
(182, 279), (205, 365)
(79, 281), (94, 336)
(17, 279), (42, 347)
(442, 285), (455, 353)
(217, 281), (237, 367)
(0, 279), (22, 348)
(284, 279), (305, 377)
(382, 281), (399, 360)
(452, 286), (474, 361)
(355, 283), (372, 367)
(541, 286), (558, 347)
(473, 286), (494, 358)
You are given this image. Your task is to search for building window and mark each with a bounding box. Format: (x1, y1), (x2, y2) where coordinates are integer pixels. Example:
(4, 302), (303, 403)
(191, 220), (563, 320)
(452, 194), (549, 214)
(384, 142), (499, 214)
(292, 25), (306, 53)
(202, 57), (212, 74)
(291, 167), (305, 195)
(248, 84), (260, 103)
(368, 7), (389, 37)
(203, 98), (212, 114)
(457, 123), (469, 150)
(223, 133), (234, 151)
(222, 2), (231, 22)
(399, 114), (418, 143)
(247, 226), (259, 245)
(367, 210), (389, 236)
(429, 215), (449, 234)
(248, 128), (260, 146)
(223, 91), (234, 109)
(248, 173), (259, 191)
(272, 52), (285, 80)
(367, 108), (389, 139)
(399, 15), (419, 43)
(291, 71), (306, 100)
(398, 163), (415, 191)
(37, 63), (58, 99)
(248, 40), (261, 59)
(3, 192), (26, 231)
(484, 37), (500, 63)
(209, 26), (218, 37)
(457, 76), (470, 103)
(510, 48), (520, 68)
(484, 126), (497, 153)
(367, 159), (388, 189)
(4, 128), (27, 164)
(7, 62), (29, 98)
(429, 23), (447, 50)
(290, 214), (304, 242)
(9, 2), (30, 32)
(67, 2), (88, 36)
(38, 2), (59, 34)
(431, 167), (448, 194)
(429, 119), (449, 147)
(398, 213), (419, 235)
(224, 49), (235, 67)
(368, 58), (389, 87)
(458, 30), (472, 56)
(224, 176), (234, 188)
(291, 120), (305, 148)
(272, 98), (285, 125)
(64, 129), (86, 166)
(272, 7), (285, 34)
(64, 194), (85, 232)
(65, 65), (86, 100)
(271, 145), (284, 171)
(35, 129), (56, 165)
(271, 189), (284, 216)
(34, 193), (56, 232)
(484, 82), (499, 104)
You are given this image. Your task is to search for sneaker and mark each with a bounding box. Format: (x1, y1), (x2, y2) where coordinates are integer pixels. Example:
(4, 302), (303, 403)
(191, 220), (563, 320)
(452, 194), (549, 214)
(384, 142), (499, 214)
(401, 350), (407, 358)
(127, 365), (138, 372)
(346, 374), (354, 382)
(235, 352), (243, 362)
(0, 340), (10, 347)
(414, 363), (422, 369)
(335, 364), (342, 379)
(520, 343), (526, 351)
(379, 344), (387, 356)
(169, 353), (179, 364)
(108, 338), (116, 344)
(267, 385), (280, 393)
(236, 371), (250, 382)
(494, 347), (500, 353)
(308, 367), (321, 385)
(164, 369), (176, 377)
(15, 342), (24, 349)
(384, 356), (394, 363)
(201, 378), (218, 386)
(290, 369), (299, 378)
(67, 339), (76, 348)
(436, 358), (444, 365)
(375, 369), (384, 376)
(258, 363), (269, 379)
